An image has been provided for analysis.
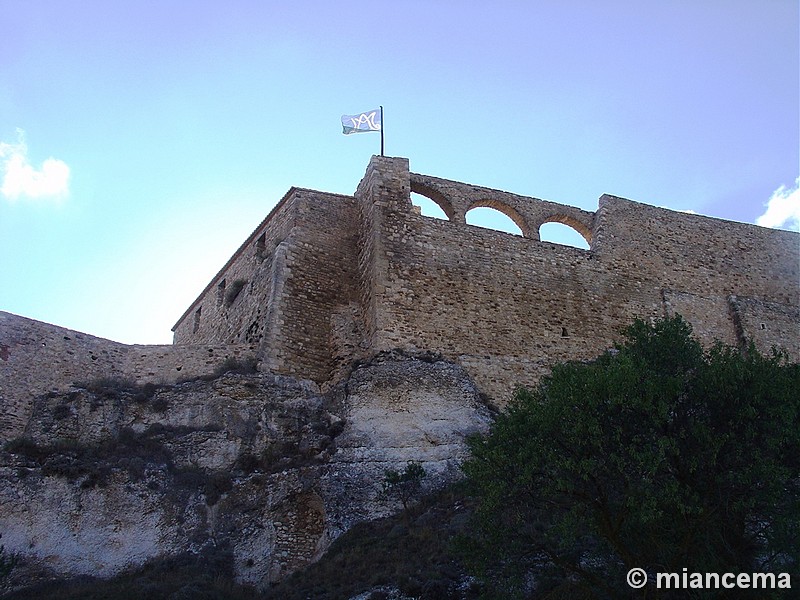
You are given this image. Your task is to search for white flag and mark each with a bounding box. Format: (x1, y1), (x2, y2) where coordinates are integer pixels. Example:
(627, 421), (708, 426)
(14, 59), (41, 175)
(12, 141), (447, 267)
(341, 109), (382, 134)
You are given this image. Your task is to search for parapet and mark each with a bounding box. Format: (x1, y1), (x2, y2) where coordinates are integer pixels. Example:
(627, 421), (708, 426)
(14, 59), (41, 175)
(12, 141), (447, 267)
(409, 171), (595, 244)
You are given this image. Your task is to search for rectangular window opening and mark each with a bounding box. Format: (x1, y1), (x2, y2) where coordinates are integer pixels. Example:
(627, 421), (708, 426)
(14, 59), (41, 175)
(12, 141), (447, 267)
(217, 279), (227, 306)
(256, 233), (266, 258)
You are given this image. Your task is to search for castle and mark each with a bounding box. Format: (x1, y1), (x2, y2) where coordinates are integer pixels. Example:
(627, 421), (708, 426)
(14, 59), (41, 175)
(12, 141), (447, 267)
(0, 156), (797, 588)
(170, 154), (798, 394)
(2, 155), (798, 438)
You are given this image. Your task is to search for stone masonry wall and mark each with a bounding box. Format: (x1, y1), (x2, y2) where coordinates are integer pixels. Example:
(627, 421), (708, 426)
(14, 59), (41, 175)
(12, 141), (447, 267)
(170, 155), (798, 404)
(171, 188), (361, 385)
(355, 157), (799, 402)
(0, 312), (255, 440)
(354, 156), (412, 354)
(33, 155), (795, 413)
(267, 190), (361, 384)
(172, 187), (300, 347)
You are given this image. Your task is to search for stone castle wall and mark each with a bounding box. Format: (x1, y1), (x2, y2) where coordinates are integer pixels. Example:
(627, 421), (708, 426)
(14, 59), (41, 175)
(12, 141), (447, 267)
(339, 157), (797, 399)
(4, 155), (797, 435)
(0, 312), (255, 440)
(169, 155), (798, 403)
(172, 186), (301, 347)
(171, 187), (362, 385)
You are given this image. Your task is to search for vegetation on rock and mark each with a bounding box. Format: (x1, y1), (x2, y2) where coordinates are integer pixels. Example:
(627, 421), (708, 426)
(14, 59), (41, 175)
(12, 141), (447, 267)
(0, 550), (260, 600)
(4, 317), (797, 599)
(266, 486), (479, 600)
(461, 316), (799, 597)
(382, 461), (427, 515)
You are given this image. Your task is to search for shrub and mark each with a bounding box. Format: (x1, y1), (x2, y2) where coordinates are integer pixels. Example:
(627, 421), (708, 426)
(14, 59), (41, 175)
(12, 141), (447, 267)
(382, 461), (426, 515)
(150, 397), (169, 413)
(204, 473), (233, 506)
(462, 316), (800, 597)
(214, 356), (258, 377)
(73, 378), (162, 404)
(0, 550), (260, 599)
(52, 403), (73, 420)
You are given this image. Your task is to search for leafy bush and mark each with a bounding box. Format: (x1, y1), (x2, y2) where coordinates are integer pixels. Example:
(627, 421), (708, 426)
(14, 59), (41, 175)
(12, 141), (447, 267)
(203, 473), (233, 506)
(213, 356), (258, 377)
(177, 356), (259, 384)
(382, 461), (426, 515)
(73, 378), (162, 404)
(268, 486), (477, 600)
(0, 550), (259, 600)
(4, 429), (172, 488)
(52, 403), (73, 420)
(462, 316), (800, 597)
(149, 396), (169, 412)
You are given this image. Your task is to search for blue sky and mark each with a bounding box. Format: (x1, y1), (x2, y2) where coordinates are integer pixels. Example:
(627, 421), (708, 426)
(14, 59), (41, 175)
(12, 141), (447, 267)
(1, 0), (798, 345)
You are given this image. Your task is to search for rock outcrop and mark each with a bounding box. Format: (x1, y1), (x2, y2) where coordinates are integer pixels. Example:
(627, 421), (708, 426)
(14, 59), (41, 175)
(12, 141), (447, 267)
(0, 352), (492, 592)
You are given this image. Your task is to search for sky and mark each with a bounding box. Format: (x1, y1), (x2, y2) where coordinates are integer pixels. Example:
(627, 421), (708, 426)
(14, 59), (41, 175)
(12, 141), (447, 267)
(1, 0), (798, 345)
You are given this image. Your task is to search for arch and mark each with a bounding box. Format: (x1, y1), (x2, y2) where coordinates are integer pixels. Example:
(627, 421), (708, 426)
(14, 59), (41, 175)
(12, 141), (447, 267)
(466, 198), (530, 237)
(466, 206), (525, 236)
(411, 192), (449, 220)
(409, 180), (455, 221)
(539, 214), (592, 248)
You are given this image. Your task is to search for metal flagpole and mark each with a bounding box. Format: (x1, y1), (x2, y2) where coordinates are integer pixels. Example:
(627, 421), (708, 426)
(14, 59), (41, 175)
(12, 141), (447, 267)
(380, 106), (384, 156)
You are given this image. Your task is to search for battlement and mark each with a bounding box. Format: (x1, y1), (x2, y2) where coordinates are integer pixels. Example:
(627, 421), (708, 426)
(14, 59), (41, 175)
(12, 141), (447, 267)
(408, 171), (595, 243)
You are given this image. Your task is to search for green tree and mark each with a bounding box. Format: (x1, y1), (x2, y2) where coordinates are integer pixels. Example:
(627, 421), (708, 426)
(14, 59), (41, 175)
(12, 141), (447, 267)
(383, 461), (427, 516)
(462, 316), (799, 598)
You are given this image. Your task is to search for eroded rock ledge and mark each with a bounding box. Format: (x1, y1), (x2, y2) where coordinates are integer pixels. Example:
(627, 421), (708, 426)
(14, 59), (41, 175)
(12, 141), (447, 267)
(0, 352), (492, 592)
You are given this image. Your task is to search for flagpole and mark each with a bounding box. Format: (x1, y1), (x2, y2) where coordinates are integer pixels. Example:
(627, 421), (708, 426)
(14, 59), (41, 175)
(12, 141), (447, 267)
(380, 105), (384, 156)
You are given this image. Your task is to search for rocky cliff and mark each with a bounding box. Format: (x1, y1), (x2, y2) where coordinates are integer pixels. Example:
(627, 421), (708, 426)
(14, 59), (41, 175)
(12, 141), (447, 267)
(0, 351), (492, 593)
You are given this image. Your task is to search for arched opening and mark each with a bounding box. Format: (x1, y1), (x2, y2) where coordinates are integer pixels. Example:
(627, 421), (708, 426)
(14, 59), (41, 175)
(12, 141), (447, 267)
(411, 192), (449, 220)
(409, 180), (455, 221)
(539, 222), (590, 249)
(466, 206), (524, 236)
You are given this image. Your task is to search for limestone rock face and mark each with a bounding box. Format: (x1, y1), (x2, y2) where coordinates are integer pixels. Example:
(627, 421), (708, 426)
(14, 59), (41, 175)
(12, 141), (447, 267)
(323, 352), (494, 531)
(0, 354), (492, 591)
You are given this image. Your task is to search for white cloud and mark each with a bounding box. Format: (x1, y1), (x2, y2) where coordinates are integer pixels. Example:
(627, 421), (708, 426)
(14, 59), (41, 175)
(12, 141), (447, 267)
(756, 177), (800, 232)
(0, 129), (70, 202)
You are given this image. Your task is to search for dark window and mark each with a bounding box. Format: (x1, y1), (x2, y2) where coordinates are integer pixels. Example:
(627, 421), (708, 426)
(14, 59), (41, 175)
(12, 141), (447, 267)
(256, 233), (266, 258)
(225, 279), (247, 307)
(217, 279), (226, 306)
(193, 307), (202, 334)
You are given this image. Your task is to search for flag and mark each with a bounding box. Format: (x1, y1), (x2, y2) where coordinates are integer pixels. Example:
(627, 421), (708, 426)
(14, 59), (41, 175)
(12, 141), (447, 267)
(341, 108), (382, 134)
